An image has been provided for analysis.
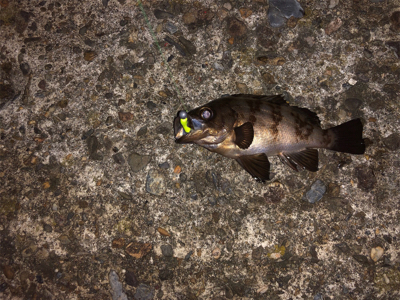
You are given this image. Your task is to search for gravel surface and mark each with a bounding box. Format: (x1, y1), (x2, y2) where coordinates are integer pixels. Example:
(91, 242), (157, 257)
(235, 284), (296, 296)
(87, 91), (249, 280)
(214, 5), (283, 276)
(1, 0), (400, 299)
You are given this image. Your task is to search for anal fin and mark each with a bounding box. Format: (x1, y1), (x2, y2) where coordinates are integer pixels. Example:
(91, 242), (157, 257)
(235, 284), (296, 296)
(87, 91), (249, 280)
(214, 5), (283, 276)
(279, 149), (319, 172)
(236, 154), (270, 182)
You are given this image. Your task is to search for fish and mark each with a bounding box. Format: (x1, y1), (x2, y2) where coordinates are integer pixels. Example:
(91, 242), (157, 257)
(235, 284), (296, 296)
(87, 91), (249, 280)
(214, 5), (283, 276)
(173, 94), (366, 181)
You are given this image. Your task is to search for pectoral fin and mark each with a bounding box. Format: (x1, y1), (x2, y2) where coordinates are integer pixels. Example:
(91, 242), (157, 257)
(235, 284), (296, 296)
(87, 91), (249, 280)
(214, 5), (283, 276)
(234, 122), (254, 149)
(279, 149), (319, 172)
(236, 154), (270, 182)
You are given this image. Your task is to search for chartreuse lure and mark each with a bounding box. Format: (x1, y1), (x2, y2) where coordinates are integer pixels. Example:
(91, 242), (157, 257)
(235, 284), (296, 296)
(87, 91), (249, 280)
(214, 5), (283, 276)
(179, 111), (191, 133)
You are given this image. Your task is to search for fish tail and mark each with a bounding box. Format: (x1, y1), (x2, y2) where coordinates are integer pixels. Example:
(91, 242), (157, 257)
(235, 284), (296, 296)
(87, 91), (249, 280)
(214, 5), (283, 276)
(327, 119), (365, 154)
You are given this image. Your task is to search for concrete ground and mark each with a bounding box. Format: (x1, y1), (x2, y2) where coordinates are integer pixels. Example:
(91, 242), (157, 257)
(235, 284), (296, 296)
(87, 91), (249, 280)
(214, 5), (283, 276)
(1, 0), (400, 299)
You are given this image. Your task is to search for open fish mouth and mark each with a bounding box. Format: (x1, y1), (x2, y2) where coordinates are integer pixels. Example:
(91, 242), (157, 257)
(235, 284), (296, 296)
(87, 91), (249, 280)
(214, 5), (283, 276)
(173, 115), (209, 144)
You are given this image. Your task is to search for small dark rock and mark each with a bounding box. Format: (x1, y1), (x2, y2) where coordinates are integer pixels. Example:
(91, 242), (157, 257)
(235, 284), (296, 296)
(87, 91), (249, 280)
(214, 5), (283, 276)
(82, 129), (94, 140)
(105, 116), (113, 126)
(161, 244), (173, 257)
(146, 101), (157, 110)
(264, 185), (285, 203)
(123, 59), (135, 71)
(137, 126), (148, 137)
(303, 180), (326, 203)
(158, 162), (170, 169)
(159, 268), (174, 281)
(125, 270), (139, 287)
(268, 0), (304, 28)
(113, 153), (125, 164)
(146, 169), (166, 196)
(355, 167), (376, 192)
(128, 153), (151, 172)
(386, 41), (400, 58)
(134, 283), (155, 300)
(165, 22), (177, 34)
(353, 254), (370, 265)
(390, 11), (400, 32)
(227, 17), (247, 39)
(43, 224), (53, 233)
(20, 62), (31, 76)
(335, 242), (351, 255)
(36, 275), (43, 284)
(0, 83), (16, 102)
(185, 250), (194, 261)
(154, 9), (174, 19)
(344, 98), (362, 112)
(178, 36), (197, 55)
(383, 83), (400, 94)
(164, 36), (187, 56)
(84, 38), (95, 47)
(87, 135), (102, 159)
(383, 133), (400, 151)
(38, 80), (46, 90)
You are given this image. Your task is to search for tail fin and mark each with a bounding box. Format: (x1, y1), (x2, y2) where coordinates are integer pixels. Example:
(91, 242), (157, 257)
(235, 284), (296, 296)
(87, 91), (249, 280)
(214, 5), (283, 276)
(328, 119), (365, 154)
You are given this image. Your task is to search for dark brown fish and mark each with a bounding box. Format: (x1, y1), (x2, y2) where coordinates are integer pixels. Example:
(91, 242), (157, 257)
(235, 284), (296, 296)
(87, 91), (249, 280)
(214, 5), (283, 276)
(174, 94), (365, 181)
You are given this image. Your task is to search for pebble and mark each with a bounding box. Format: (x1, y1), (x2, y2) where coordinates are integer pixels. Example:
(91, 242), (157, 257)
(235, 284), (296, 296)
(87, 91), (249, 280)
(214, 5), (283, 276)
(125, 242), (152, 259)
(371, 246), (384, 262)
(239, 8), (252, 19)
(125, 269), (139, 287)
(182, 11), (197, 25)
(83, 51), (97, 62)
(134, 283), (155, 300)
(161, 244), (173, 257)
(153, 9), (174, 20)
(109, 270), (128, 300)
(157, 227), (171, 237)
(118, 111), (133, 122)
(113, 153), (125, 165)
(164, 36), (187, 56)
(146, 169), (166, 196)
(390, 11), (400, 32)
(227, 17), (247, 39)
(303, 180), (326, 204)
(2, 265), (15, 279)
(325, 18), (343, 35)
(212, 247), (221, 259)
(20, 62), (31, 76)
(185, 250), (194, 261)
(214, 62), (224, 71)
(178, 36), (197, 55)
(355, 166), (377, 192)
(383, 133), (400, 151)
(344, 98), (362, 112)
(86, 135), (102, 160)
(165, 22), (177, 34)
(329, 0), (339, 8)
(268, 0), (304, 28)
(128, 153), (151, 172)
(112, 238), (125, 249)
(223, 2), (232, 10)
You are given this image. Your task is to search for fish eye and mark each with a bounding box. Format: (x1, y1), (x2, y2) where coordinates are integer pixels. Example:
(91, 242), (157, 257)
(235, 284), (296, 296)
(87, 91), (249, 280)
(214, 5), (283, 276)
(201, 108), (212, 120)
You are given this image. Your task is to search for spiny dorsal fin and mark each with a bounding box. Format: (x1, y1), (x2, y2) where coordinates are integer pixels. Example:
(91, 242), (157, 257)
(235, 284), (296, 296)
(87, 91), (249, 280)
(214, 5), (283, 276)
(230, 94), (288, 105)
(234, 122), (254, 149)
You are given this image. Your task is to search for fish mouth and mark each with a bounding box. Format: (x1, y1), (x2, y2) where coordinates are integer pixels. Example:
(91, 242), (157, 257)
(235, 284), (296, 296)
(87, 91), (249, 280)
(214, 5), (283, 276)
(174, 115), (208, 144)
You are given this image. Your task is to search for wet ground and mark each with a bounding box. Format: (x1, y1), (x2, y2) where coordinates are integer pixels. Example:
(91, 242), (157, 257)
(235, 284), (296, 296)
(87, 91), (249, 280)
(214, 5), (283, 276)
(1, 0), (400, 299)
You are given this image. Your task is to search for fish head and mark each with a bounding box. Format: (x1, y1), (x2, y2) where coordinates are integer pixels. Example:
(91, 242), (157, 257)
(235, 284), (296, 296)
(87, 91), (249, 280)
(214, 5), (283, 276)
(174, 100), (237, 147)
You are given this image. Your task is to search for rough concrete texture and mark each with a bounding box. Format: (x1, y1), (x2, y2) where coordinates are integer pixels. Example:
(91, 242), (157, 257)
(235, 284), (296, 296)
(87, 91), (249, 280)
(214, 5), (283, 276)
(1, 0), (400, 299)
